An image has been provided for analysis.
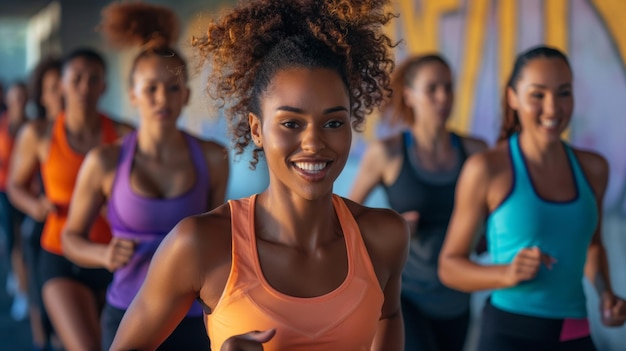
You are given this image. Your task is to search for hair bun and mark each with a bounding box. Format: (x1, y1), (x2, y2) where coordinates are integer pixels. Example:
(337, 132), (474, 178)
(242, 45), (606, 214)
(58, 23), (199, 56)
(99, 2), (180, 49)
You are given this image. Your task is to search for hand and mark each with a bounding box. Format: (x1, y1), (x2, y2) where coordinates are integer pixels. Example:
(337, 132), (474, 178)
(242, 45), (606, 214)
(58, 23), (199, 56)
(401, 211), (419, 236)
(104, 237), (136, 272)
(600, 292), (626, 327)
(32, 196), (56, 222)
(503, 247), (556, 287)
(220, 329), (276, 351)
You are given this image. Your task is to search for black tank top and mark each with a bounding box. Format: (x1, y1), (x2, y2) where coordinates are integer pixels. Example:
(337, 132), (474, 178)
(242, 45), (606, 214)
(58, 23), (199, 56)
(383, 131), (470, 318)
(384, 131), (467, 230)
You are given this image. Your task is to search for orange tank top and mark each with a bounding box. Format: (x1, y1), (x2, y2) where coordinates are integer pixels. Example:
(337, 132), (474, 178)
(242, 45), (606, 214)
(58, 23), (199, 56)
(40, 112), (118, 255)
(207, 194), (384, 351)
(0, 113), (15, 191)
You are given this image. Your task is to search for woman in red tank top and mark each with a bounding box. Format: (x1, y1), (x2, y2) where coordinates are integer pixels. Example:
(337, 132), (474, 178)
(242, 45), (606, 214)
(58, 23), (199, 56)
(111, 1), (409, 350)
(7, 49), (132, 351)
(0, 82), (29, 324)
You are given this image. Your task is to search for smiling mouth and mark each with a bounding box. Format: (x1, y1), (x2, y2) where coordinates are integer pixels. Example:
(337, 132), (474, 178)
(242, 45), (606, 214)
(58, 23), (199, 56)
(540, 118), (560, 129)
(155, 109), (172, 119)
(292, 161), (331, 181)
(294, 162), (328, 172)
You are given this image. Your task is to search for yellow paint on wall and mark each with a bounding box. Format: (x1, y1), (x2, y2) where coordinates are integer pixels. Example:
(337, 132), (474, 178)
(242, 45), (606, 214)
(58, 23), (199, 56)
(448, 0), (490, 134)
(395, 0), (461, 54)
(545, 0), (569, 52)
(591, 0), (626, 69)
(499, 0), (516, 90)
(545, 0), (570, 139)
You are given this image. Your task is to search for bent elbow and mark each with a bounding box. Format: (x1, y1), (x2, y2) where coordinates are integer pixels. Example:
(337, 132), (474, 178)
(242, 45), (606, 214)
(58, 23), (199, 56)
(438, 255), (466, 292)
(60, 230), (76, 262)
(438, 255), (454, 288)
(6, 181), (18, 204)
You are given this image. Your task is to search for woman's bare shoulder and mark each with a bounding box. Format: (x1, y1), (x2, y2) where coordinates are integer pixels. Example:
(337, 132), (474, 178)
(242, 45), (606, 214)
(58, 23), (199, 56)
(160, 202), (234, 272)
(341, 198), (409, 267)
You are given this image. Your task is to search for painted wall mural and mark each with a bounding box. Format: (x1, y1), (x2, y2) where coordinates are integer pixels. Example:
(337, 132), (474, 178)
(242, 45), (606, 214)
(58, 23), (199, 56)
(382, 1), (625, 348)
(386, 0), (625, 214)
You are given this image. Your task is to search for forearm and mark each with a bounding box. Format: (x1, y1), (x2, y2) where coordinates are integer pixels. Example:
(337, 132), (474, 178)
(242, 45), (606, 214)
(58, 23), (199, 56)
(111, 293), (195, 350)
(62, 231), (109, 268)
(439, 256), (510, 292)
(585, 242), (614, 297)
(7, 182), (41, 218)
(370, 310), (403, 351)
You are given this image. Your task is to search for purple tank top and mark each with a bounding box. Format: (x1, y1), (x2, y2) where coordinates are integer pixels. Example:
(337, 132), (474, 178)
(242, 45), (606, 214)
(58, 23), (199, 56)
(106, 131), (209, 316)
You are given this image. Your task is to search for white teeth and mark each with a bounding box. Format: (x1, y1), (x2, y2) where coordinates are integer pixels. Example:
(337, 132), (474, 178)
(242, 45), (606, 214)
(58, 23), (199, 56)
(540, 119), (559, 128)
(294, 162), (328, 172)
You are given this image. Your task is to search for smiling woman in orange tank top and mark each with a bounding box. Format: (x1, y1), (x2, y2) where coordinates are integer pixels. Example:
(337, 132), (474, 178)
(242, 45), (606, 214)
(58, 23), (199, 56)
(110, 1), (410, 350)
(7, 48), (132, 351)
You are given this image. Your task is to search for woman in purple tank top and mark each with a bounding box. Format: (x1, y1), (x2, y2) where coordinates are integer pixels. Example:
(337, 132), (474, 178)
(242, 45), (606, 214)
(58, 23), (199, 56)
(60, 3), (229, 350)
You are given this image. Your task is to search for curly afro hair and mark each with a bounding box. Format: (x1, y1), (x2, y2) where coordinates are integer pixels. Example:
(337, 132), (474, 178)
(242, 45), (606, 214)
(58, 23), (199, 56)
(193, 0), (396, 167)
(99, 2), (187, 85)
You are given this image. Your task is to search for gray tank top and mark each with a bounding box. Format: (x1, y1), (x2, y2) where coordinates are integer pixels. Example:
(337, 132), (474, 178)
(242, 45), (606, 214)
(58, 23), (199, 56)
(383, 131), (470, 318)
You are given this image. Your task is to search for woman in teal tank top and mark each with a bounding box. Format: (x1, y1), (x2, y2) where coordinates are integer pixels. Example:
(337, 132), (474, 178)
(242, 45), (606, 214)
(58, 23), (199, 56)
(438, 46), (626, 350)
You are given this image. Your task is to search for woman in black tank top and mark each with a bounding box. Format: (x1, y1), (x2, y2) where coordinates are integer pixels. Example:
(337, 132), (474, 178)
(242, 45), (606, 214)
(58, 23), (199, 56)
(350, 54), (488, 351)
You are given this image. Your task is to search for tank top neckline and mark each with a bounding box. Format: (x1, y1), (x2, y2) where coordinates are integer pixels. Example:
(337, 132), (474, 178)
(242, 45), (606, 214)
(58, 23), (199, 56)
(119, 131), (203, 202)
(512, 133), (580, 205)
(53, 111), (113, 161)
(246, 194), (355, 303)
(402, 131), (466, 184)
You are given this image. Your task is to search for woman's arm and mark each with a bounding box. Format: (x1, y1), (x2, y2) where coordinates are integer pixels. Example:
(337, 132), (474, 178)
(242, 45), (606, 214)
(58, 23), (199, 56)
(110, 216), (210, 350)
(204, 141), (230, 210)
(352, 202), (409, 351)
(439, 153), (544, 292)
(348, 141), (386, 204)
(368, 209), (409, 351)
(579, 151), (626, 327)
(7, 121), (54, 220)
(62, 147), (134, 270)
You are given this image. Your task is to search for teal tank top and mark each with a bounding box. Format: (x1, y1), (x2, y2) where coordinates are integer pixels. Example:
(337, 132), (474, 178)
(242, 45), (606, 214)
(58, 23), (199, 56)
(487, 133), (598, 319)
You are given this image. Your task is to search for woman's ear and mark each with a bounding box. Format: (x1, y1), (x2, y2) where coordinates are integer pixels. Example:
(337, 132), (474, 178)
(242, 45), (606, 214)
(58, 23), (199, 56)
(507, 86), (520, 110)
(249, 112), (263, 148)
(403, 86), (414, 109)
(129, 87), (138, 107)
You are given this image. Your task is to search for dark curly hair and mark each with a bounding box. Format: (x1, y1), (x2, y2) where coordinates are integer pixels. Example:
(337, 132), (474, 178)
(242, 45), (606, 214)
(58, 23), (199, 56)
(193, 0), (396, 167)
(499, 46), (570, 141)
(29, 56), (62, 119)
(99, 2), (187, 86)
(382, 54), (450, 126)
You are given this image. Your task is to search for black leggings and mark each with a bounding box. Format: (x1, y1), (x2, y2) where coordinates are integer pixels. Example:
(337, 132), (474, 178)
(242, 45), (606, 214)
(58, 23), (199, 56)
(21, 216), (55, 341)
(101, 303), (210, 351)
(0, 191), (24, 268)
(402, 295), (470, 351)
(20, 216), (45, 308)
(478, 299), (596, 351)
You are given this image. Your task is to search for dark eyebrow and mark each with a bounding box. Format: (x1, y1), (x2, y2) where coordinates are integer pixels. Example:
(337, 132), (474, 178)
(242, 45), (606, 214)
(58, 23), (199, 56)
(323, 106), (349, 114)
(276, 106), (304, 113)
(276, 105), (348, 114)
(529, 83), (572, 89)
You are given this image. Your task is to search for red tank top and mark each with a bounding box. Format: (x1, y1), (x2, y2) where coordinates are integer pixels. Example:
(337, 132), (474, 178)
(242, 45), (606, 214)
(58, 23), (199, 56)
(0, 113), (15, 191)
(207, 194), (384, 350)
(40, 112), (118, 255)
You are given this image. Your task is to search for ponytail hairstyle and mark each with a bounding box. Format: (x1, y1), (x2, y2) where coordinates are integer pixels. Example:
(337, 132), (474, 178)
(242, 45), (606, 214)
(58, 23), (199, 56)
(499, 46), (570, 141)
(382, 54), (450, 126)
(192, 0), (396, 168)
(99, 2), (186, 86)
(29, 56), (62, 119)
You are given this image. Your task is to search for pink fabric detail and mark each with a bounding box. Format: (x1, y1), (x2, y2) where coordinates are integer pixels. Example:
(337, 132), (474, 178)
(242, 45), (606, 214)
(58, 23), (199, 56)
(559, 318), (590, 342)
